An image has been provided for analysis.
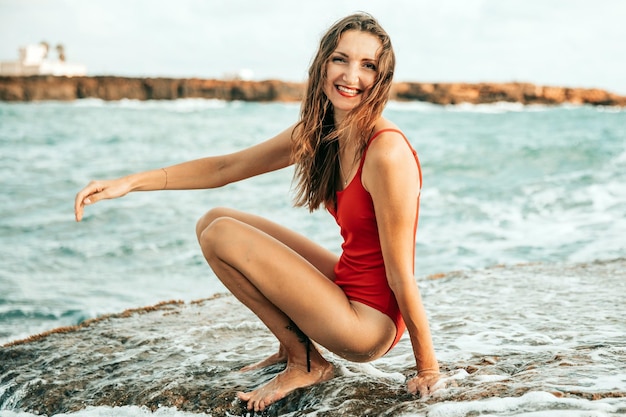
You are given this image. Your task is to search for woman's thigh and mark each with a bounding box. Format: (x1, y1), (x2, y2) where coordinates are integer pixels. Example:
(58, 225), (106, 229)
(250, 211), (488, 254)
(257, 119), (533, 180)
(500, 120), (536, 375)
(197, 207), (338, 280)
(199, 216), (396, 361)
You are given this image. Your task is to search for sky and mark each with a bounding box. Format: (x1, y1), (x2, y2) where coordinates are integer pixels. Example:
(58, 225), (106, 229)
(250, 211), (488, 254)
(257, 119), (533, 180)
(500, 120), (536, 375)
(1, 0), (625, 94)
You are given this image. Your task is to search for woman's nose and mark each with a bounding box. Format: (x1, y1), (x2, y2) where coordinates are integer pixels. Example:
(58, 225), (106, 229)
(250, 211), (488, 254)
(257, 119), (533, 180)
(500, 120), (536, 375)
(342, 63), (359, 85)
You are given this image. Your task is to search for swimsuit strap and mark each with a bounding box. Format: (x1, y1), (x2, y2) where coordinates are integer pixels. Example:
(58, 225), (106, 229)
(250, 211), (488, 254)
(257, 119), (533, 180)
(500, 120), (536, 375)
(369, 128), (407, 144)
(358, 129), (417, 174)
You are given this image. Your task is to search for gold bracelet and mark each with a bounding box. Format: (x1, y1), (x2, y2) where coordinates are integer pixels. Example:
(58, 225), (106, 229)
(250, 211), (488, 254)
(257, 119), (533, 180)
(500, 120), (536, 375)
(161, 168), (168, 190)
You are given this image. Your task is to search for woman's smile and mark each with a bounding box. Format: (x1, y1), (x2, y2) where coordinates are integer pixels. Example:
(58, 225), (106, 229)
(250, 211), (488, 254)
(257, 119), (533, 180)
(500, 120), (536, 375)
(336, 85), (361, 97)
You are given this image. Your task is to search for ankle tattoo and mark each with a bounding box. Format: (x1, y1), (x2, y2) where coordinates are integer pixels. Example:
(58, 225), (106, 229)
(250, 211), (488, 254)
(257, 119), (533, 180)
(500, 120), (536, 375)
(286, 321), (311, 372)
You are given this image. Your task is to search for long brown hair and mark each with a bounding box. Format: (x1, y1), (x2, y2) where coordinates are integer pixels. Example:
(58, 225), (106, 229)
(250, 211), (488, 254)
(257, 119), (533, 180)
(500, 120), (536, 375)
(291, 12), (396, 211)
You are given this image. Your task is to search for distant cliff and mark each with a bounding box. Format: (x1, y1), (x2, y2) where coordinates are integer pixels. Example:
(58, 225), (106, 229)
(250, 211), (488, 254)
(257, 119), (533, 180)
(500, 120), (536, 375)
(392, 82), (626, 106)
(0, 76), (304, 102)
(1, 75), (625, 106)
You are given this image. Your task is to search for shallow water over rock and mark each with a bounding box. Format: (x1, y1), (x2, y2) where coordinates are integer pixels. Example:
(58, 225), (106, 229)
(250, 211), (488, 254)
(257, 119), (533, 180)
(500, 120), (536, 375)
(1, 259), (625, 416)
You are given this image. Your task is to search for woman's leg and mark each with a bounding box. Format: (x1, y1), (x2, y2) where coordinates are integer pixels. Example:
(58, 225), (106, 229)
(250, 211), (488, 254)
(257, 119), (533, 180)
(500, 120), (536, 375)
(196, 207), (338, 370)
(196, 209), (396, 411)
(196, 207), (338, 282)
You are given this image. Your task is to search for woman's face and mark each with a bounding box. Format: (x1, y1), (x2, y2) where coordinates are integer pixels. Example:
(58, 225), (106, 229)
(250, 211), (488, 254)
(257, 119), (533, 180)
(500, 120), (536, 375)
(323, 30), (382, 121)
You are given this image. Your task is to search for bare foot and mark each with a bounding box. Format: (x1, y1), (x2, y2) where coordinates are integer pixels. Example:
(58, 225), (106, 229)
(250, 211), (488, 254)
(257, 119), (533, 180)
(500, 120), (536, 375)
(239, 350), (287, 372)
(237, 362), (334, 411)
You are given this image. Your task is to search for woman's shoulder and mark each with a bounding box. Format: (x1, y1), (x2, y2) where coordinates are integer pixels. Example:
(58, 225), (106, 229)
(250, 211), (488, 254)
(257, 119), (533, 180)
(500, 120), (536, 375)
(371, 118), (401, 136)
(363, 119), (416, 171)
(368, 119), (408, 144)
(362, 121), (419, 192)
(367, 120), (411, 154)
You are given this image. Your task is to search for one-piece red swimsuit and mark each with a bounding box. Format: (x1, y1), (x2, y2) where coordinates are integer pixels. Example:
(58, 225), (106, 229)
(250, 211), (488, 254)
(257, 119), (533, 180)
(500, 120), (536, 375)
(327, 129), (422, 352)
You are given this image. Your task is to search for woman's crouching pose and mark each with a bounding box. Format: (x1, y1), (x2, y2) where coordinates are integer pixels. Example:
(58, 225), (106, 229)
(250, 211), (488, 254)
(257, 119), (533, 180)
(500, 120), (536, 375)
(75, 13), (440, 412)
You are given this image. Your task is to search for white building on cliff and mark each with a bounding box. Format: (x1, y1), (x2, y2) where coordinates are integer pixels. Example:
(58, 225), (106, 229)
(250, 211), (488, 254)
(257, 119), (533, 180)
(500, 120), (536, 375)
(0, 42), (86, 77)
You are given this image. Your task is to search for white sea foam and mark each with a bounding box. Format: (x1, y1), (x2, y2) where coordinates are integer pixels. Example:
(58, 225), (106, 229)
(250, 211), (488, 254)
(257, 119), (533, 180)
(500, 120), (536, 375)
(386, 99), (570, 113)
(335, 362), (405, 382)
(69, 98), (107, 107)
(423, 391), (620, 417)
(446, 101), (528, 113)
(116, 98), (229, 111)
(387, 100), (442, 112)
(68, 97), (231, 111)
(597, 105), (626, 113)
(0, 397), (620, 417)
(613, 150), (626, 164)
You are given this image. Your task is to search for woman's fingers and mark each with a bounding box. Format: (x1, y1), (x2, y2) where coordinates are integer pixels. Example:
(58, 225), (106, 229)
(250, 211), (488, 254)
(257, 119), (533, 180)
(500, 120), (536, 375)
(407, 372), (441, 398)
(74, 180), (120, 222)
(74, 181), (97, 222)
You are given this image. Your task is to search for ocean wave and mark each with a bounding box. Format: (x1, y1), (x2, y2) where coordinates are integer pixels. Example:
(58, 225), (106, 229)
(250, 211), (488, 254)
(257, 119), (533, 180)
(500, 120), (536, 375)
(597, 105), (626, 113)
(386, 100), (442, 112)
(64, 98), (303, 113)
(386, 100), (600, 113)
(73, 98), (230, 112)
(445, 101), (528, 113)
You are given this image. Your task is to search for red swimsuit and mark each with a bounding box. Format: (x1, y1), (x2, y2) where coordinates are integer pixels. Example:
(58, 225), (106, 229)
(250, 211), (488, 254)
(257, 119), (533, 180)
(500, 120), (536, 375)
(328, 129), (422, 352)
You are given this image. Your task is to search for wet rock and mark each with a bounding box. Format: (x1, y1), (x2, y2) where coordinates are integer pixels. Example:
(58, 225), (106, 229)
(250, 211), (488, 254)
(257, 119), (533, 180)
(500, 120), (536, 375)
(1, 260), (625, 416)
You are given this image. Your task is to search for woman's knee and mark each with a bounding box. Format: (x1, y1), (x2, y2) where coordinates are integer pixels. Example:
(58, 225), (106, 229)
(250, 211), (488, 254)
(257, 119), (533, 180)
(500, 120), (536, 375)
(195, 207), (236, 241)
(197, 212), (245, 257)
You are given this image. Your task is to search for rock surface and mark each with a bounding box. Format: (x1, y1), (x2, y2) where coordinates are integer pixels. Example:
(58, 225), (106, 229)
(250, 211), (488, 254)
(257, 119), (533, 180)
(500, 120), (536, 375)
(1, 260), (625, 416)
(1, 75), (625, 106)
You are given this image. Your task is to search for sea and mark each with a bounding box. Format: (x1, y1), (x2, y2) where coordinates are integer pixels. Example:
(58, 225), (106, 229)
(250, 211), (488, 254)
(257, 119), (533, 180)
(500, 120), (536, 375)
(0, 98), (625, 416)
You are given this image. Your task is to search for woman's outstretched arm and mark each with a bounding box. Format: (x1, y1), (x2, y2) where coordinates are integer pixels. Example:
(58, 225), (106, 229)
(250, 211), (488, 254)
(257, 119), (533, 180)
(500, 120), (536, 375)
(74, 124), (295, 222)
(363, 131), (440, 397)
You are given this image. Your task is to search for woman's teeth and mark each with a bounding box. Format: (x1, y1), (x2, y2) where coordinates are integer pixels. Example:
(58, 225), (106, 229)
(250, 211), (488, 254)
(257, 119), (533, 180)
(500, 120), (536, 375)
(337, 85), (359, 95)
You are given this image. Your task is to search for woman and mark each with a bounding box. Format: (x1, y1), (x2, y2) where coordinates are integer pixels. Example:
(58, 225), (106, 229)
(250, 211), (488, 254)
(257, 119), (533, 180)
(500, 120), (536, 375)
(74, 13), (440, 412)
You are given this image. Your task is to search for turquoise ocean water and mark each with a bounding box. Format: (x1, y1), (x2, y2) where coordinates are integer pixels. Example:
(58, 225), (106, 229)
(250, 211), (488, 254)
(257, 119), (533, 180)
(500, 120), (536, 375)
(0, 99), (625, 415)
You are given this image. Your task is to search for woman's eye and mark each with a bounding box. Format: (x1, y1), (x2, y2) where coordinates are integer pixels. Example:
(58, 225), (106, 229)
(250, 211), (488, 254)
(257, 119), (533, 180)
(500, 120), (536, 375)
(332, 56), (346, 63)
(364, 62), (377, 71)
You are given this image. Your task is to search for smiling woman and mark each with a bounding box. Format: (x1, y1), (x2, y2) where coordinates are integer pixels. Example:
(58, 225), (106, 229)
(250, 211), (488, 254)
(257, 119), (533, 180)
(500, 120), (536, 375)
(73, 12), (439, 413)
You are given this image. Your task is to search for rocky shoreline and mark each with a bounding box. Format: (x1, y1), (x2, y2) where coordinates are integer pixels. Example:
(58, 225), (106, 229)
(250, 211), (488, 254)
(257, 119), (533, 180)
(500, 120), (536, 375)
(2, 259), (625, 416)
(1, 75), (625, 106)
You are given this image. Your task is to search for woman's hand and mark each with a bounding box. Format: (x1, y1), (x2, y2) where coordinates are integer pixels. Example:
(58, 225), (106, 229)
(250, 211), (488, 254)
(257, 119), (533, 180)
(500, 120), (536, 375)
(74, 178), (132, 222)
(407, 369), (441, 398)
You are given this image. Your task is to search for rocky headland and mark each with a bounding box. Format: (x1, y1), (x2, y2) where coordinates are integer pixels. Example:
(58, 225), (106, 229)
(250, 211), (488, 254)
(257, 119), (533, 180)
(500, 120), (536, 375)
(1, 75), (625, 106)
